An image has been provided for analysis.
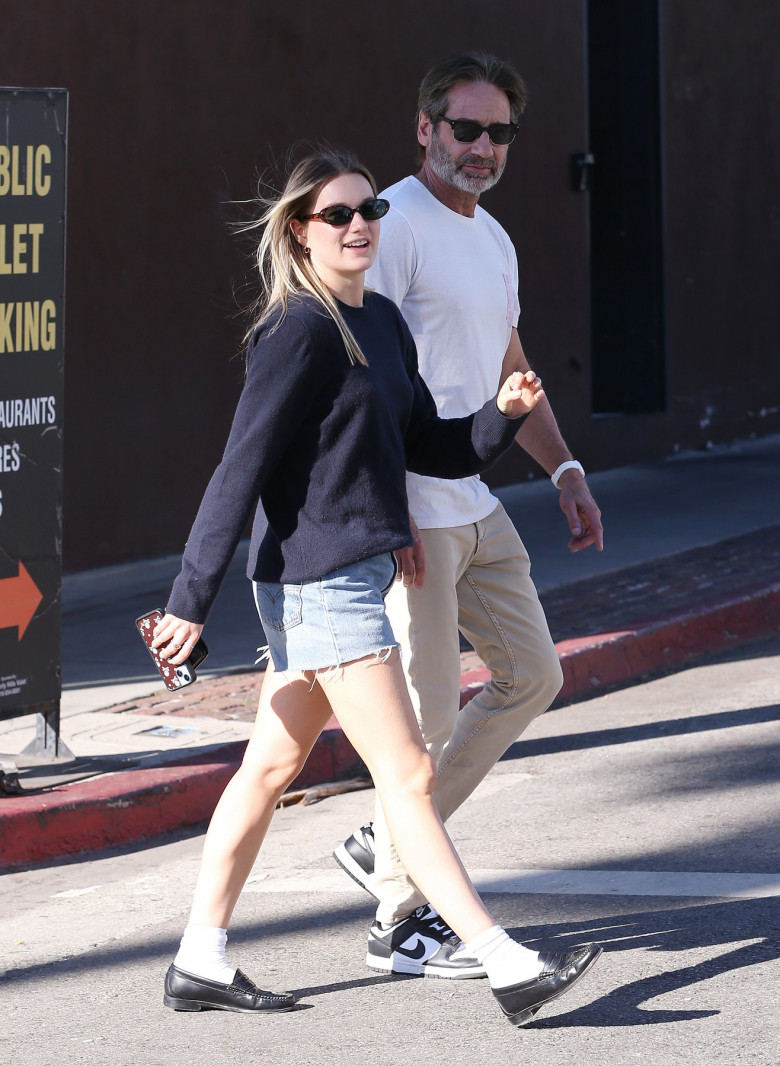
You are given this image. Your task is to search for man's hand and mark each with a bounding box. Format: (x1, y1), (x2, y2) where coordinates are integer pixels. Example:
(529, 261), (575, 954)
(558, 469), (604, 553)
(394, 514), (426, 588)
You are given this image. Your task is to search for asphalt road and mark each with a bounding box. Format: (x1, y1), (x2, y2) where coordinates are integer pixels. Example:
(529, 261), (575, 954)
(3, 636), (779, 1066)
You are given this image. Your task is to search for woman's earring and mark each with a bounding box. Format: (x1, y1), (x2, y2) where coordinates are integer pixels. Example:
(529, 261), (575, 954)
(303, 247), (310, 257)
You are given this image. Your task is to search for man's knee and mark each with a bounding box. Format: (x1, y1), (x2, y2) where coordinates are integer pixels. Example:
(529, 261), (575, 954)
(541, 650), (564, 708)
(487, 639), (562, 716)
(523, 636), (563, 709)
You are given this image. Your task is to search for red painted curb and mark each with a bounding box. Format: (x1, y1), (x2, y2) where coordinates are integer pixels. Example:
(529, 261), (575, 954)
(459, 584), (780, 708)
(0, 718), (361, 869)
(2, 585), (777, 869)
(556, 582), (780, 701)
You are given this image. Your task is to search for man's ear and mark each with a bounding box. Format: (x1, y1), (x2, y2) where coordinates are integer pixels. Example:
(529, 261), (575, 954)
(417, 110), (433, 149)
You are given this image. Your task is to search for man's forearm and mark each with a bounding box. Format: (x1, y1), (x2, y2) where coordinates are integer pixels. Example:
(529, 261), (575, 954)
(502, 328), (573, 474)
(513, 397), (573, 475)
(500, 329), (603, 550)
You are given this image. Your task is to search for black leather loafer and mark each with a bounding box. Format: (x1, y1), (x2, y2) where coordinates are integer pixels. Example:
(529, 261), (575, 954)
(163, 964), (295, 1014)
(492, 942), (602, 1027)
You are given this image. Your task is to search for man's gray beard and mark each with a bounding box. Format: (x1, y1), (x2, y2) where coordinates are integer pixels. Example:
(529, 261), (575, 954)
(427, 130), (505, 194)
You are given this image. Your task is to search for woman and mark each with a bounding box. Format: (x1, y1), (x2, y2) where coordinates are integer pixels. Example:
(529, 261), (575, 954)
(154, 149), (601, 1026)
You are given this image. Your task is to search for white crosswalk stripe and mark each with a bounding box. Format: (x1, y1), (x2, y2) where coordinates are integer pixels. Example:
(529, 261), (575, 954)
(242, 867), (780, 899)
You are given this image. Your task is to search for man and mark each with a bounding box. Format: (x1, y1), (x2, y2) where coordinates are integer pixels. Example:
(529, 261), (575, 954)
(334, 52), (604, 978)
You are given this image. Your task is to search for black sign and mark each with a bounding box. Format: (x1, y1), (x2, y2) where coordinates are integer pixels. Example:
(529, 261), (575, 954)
(0, 88), (67, 717)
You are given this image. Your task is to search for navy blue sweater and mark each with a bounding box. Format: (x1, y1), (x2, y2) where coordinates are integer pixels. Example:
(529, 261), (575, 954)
(167, 292), (524, 623)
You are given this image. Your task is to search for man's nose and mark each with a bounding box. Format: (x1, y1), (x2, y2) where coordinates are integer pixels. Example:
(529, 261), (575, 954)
(470, 131), (494, 157)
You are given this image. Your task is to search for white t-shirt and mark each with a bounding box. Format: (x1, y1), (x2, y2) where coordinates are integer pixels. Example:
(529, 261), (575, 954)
(366, 176), (520, 528)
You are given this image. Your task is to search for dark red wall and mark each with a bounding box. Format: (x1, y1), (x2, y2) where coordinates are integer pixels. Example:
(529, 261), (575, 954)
(2, 1), (778, 570)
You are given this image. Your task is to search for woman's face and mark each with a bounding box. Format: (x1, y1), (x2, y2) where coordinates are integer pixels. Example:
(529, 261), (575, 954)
(292, 173), (380, 295)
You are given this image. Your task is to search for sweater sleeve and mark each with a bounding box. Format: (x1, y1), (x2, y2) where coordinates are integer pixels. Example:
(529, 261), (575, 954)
(166, 314), (320, 623)
(401, 327), (526, 479)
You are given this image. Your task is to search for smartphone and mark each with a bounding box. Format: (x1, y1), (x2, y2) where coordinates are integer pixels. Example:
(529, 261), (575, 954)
(135, 608), (209, 691)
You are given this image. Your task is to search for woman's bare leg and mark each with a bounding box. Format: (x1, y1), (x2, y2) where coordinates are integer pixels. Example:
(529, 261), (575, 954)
(188, 660), (333, 928)
(316, 649), (494, 945)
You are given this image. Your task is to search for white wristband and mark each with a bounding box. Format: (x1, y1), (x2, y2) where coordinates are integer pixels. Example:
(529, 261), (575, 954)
(551, 460), (585, 488)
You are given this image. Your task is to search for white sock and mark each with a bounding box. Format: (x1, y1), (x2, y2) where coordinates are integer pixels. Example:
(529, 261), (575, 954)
(466, 925), (542, 989)
(174, 925), (237, 985)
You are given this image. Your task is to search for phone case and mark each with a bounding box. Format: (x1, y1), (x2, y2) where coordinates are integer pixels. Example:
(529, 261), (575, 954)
(135, 608), (209, 691)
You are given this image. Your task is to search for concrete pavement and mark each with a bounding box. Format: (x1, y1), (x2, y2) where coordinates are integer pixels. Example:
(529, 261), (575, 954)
(1, 433), (778, 868)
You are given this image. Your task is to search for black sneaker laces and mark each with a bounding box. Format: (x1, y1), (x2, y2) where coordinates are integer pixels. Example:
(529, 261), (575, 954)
(416, 905), (455, 939)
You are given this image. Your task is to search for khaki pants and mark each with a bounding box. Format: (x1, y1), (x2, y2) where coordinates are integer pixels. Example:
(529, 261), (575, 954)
(373, 501), (563, 924)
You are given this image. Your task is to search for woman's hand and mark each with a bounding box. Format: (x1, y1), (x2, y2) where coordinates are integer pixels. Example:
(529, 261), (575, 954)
(152, 613), (204, 666)
(394, 513), (426, 588)
(496, 370), (545, 418)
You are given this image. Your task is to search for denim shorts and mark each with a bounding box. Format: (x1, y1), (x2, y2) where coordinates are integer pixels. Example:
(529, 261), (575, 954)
(253, 552), (399, 672)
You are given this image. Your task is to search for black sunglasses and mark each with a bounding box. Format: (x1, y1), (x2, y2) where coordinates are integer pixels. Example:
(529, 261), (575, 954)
(436, 115), (519, 146)
(300, 198), (390, 227)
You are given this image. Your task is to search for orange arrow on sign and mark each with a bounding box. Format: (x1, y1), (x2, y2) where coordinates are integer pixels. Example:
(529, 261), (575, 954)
(0, 562), (44, 640)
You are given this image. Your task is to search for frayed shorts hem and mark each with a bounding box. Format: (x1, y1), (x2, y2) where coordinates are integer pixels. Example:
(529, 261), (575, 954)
(254, 643), (397, 676)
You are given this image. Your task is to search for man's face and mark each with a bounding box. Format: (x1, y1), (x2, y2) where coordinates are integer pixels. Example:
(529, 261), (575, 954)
(420, 81), (512, 195)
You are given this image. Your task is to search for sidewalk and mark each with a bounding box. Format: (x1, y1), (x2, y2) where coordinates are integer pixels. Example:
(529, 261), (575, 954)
(1, 434), (779, 868)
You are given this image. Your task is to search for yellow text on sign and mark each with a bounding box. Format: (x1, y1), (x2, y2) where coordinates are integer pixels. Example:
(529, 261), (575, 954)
(0, 145), (52, 196)
(0, 301), (57, 353)
(0, 224), (45, 274)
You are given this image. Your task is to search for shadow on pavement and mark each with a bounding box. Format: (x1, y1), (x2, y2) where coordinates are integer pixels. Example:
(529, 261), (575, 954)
(512, 896), (778, 1028)
(503, 701), (780, 763)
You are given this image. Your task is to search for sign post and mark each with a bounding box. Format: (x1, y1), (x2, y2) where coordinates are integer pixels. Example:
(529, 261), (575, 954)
(0, 88), (68, 757)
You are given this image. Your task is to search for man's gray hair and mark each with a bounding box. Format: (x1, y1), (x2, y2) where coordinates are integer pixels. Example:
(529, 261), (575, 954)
(417, 51), (528, 125)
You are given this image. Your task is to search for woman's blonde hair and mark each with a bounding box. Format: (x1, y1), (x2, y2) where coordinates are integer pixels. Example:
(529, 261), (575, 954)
(244, 148), (378, 367)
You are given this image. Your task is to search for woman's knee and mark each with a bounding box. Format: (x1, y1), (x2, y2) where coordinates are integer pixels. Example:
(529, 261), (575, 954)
(379, 748), (438, 803)
(415, 750), (438, 796)
(239, 747), (307, 798)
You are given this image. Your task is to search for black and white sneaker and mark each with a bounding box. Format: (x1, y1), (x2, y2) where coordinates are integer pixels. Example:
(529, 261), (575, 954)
(366, 904), (486, 979)
(333, 823), (377, 897)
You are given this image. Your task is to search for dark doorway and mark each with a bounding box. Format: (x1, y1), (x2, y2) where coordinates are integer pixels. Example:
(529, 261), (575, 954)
(587, 0), (666, 413)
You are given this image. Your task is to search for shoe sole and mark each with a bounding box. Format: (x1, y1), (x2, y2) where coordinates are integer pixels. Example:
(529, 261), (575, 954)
(504, 946), (604, 1027)
(423, 965), (486, 980)
(366, 954), (486, 980)
(333, 843), (378, 899)
(163, 994), (294, 1014)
